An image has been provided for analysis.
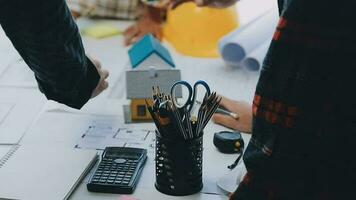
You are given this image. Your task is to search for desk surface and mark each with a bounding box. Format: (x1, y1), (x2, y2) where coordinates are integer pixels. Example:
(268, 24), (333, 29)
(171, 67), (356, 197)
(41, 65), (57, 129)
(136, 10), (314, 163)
(0, 0), (277, 199)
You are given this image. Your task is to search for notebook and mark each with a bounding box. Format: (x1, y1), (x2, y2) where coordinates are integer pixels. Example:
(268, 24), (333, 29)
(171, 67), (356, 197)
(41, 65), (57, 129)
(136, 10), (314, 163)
(0, 144), (98, 200)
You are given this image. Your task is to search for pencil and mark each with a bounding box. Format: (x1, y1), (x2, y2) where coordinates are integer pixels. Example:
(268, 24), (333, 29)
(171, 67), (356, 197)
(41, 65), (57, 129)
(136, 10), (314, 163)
(196, 100), (239, 120)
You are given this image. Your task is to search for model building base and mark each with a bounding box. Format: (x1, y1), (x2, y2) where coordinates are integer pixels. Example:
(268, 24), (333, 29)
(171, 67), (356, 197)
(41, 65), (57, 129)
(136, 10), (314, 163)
(123, 105), (152, 124)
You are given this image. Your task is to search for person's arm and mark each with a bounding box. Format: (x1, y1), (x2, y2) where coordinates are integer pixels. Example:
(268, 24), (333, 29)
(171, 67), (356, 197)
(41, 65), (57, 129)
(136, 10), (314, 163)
(171, 0), (238, 9)
(212, 96), (252, 133)
(0, 0), (106, 109)
(123, 3), (164, 45)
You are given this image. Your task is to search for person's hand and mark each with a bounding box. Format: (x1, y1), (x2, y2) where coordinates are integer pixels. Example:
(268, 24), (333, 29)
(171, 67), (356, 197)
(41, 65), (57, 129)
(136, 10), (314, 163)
(123, 5), (163, 46)
(70, 10), (81, 19)
(212, 96), (252, 133)
(90, 58), (109, 98)
(123, 17), (162, 46)
(170, 0), (238, 9)
(170, 0), (194, 9)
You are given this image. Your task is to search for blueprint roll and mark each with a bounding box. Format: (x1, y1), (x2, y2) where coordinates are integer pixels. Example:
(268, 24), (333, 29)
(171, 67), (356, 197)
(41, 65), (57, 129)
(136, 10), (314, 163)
(219, 8), (279, 67)
(241, 40), (271, 71)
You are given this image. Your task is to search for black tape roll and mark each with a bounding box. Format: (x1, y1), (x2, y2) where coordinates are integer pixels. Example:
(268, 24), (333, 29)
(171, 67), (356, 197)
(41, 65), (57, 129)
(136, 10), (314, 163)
(213, 131), (244, 153)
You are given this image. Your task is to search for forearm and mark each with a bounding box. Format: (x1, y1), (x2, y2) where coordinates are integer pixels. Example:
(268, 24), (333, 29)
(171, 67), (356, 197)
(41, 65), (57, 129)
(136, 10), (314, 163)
(0, 0), (99, 109)
(137, 1), (167, 23)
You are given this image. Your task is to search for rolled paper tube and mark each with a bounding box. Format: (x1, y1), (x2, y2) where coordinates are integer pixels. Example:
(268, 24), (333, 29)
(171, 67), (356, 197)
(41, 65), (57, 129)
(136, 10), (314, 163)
(219, 8), (278, 67)
(241, 40), (271, 71)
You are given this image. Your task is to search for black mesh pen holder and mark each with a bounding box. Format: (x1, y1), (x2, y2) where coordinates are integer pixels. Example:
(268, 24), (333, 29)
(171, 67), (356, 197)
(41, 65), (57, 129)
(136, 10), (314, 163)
(155, 133), (203, 196)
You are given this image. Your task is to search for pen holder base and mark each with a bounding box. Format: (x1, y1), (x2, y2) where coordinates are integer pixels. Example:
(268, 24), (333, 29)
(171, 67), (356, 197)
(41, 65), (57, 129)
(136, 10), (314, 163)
(155, 133), (203, 196)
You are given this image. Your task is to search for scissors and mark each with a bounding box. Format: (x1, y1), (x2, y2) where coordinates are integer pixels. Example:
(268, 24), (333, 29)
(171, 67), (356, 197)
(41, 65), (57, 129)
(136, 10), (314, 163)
(170, 80), (211, 113)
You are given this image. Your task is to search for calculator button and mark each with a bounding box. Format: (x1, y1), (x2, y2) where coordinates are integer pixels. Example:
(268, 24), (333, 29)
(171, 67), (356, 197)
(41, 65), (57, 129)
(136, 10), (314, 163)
(114, 158), (127, 164)
(122, 181), (129, 185)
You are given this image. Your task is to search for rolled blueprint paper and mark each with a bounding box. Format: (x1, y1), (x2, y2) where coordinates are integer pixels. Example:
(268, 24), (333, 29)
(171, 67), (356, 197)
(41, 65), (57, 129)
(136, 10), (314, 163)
(219, 8), (279, 67)
(241, 40), (271, 71)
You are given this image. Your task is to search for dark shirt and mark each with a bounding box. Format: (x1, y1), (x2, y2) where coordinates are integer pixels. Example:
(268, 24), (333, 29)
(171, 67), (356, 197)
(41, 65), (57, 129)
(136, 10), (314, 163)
(231, 0), (356, 199)
(0, 0), (100, 109)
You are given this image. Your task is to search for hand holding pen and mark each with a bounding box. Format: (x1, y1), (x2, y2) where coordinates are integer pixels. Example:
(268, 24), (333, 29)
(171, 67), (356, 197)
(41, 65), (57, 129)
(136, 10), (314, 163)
(211, 96), (252, 133)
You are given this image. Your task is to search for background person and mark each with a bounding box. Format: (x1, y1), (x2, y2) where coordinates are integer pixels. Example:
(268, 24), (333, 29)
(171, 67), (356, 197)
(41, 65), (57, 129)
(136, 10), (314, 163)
(68, 0), (166, 45)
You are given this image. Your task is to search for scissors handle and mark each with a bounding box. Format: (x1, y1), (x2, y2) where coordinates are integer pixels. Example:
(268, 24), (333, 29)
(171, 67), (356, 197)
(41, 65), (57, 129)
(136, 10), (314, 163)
(170, 81), (193, 110)
(192, 80), (211, 102)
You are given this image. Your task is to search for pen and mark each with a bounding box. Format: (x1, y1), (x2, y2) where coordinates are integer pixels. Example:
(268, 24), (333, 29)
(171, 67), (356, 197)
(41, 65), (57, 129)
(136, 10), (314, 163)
(215, 107), (239, 119)
(196, 100), (239, 120)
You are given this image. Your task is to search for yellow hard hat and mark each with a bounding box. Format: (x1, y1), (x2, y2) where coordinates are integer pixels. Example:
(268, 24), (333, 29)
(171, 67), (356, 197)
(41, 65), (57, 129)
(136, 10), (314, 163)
(163, 2), (239, 58)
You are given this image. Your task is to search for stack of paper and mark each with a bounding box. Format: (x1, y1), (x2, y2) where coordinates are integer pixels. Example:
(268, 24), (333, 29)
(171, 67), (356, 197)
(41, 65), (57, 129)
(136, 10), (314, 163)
(0, 144), (98, 200)
(0, 88), (46, 144)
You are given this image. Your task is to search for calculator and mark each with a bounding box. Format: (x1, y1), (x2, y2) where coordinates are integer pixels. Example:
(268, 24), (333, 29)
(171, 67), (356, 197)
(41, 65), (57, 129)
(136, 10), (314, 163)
(87, 147), (147, 194)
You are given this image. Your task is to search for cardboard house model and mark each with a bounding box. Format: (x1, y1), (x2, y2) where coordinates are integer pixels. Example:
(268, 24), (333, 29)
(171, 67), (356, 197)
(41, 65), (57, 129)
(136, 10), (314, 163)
(126, 34), (182, 122)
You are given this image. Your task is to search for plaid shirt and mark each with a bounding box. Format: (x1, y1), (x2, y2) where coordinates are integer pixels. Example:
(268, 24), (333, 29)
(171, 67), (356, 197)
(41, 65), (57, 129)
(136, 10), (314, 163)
(0, 0), (100, 109)
(67, 0), (140, 19)
(231, 0), (356, 199)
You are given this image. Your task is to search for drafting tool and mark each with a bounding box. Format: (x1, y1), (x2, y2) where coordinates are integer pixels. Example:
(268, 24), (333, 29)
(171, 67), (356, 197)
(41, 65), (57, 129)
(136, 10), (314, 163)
(213, 131), (244, 153)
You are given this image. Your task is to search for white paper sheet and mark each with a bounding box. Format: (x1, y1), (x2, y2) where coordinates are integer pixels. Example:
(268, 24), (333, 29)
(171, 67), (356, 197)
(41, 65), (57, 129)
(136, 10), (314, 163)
(217, 162), (247, 193)
(0, 103), (14, 125)
(0, 144), (98, 200)
(0, 51), (18, 77)
(219, 7), (279, 68)
(0, 88), (46, 144)
(74, 119), (155, 151)
(0, 145), (13, 161)
(21, 111), (154, 146)
(0, 27), (18, 76)
(0, 57), (37, 88)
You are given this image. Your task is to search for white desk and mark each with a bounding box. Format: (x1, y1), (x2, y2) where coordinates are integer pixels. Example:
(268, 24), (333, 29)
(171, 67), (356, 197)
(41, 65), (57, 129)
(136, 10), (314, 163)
(0, 22), (256, 200)
(62, 19), (257, 199)
(0, 0), (278, 198)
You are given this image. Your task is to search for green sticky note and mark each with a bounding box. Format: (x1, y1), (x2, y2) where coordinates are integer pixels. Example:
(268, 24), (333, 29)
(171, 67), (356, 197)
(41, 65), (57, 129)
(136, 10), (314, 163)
(82, 24), (121, 39)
